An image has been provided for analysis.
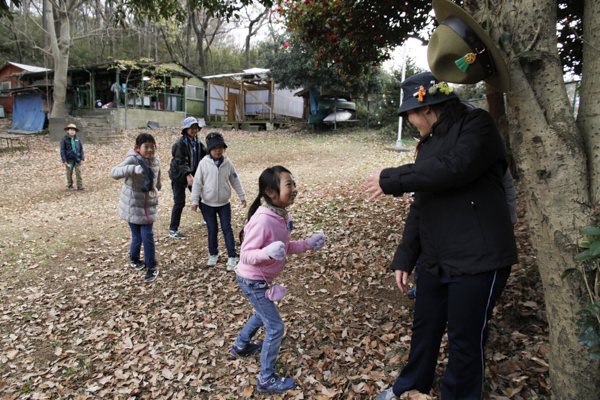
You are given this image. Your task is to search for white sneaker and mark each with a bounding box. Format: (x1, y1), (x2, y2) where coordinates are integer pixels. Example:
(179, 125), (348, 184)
(207, 255), (218, 266)
(227, 257), (238, 271)
(375, 387), (399, 400)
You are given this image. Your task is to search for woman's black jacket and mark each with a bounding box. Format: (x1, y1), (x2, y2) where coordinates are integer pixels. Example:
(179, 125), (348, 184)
(379, 109), (518, 277)
(168, 135), (207, 185)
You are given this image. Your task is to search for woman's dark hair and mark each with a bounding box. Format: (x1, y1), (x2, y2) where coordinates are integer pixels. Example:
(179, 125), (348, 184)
(239, 165), (291, 243)
(429, 98), (469, 137)
(135, 133), (156, 148)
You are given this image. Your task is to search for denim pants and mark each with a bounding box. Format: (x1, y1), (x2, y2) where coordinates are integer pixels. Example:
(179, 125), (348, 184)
(201, 203), (236, 257)
(234, 275), (284, 381)
(169, 182), (190, 231)
(128, 223), (156, 269)
(392, 266), (510, 400)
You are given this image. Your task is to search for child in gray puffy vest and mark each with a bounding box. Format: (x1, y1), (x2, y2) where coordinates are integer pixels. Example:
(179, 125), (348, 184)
(110, 133), (162, 283)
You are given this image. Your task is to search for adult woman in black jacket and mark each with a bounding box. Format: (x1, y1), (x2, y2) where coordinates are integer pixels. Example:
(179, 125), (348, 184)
(168, 117), (207, 238)
(368, 72), (518, 400)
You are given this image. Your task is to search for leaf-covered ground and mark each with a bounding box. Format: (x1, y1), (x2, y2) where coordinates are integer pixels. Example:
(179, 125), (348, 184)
(0, 125), (550, 399)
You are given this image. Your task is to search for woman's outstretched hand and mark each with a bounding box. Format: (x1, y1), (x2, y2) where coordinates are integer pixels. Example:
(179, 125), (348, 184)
(366, 169), (384, 201)
(395, 270), (409, 292)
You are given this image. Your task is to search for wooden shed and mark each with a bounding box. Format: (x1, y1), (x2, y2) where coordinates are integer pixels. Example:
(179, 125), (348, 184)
(203, 68), (304, 127)
(0, 62), (51, 115)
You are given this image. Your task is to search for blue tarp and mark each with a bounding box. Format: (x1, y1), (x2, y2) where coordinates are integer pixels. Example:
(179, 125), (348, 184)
(12, 93), (45, 131)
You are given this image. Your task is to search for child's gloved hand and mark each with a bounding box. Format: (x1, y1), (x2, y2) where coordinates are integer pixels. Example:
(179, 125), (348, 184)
(134, 165), (144, 174)
(307, 232), (326, 249)
(265, 241), (286, 260)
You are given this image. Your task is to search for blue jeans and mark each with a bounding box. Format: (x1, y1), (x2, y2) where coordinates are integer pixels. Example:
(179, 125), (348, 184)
(201, 203), (236, 257)
(234, 275), (285, 381)
(128, 223), (156, 269)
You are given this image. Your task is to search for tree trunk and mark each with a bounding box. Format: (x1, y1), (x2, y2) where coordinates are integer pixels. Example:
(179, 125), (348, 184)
(159, 26), (175, 61)
(577, 0), (600, 207)
(106, 0), (114, 59)
(485, 85), (516, 177)
(469, 0), (600, 397)
(153, 25), (158, 61)
(244, 9), (267, 69)
(191, 10), (207, 74)
(46, 0), (71, 119)
(185, 12), (191, 66)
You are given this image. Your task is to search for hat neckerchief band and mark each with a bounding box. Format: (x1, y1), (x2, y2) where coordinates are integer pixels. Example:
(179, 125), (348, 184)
(441, 15), (495, 77)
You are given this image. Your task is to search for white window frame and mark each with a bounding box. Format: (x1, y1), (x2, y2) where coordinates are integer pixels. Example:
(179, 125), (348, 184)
(0, 81), (11, 97)
(186, 84), (204, 101)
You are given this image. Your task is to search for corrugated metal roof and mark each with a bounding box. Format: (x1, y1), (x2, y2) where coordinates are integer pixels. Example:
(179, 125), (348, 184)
(7, 62), (52, 73)
(202, 68), (270, 80)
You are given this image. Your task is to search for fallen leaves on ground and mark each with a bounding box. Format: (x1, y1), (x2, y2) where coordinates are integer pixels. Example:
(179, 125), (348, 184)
(0, 126), (549, 399)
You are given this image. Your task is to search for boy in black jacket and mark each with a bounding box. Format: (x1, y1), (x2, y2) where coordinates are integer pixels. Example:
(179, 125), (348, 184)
(168, 117), (207, 238)
(60, 124), (85, 191)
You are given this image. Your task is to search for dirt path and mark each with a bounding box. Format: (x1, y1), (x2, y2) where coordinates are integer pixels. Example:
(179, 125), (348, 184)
(0, 128), (549, 400)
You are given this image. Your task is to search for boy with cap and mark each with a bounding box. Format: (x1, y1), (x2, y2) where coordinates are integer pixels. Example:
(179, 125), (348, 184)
(60, 123), (85, 191)
(168, 117), (207, 238)
(191, 132), (246, 270)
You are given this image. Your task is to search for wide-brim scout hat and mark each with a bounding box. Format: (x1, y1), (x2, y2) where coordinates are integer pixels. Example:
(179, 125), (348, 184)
(205, 132), (228, 152)
(64, 123), (79, 132)
(181, 116), (200, 134)
(397, 71), (459, 117)
(427, 0), (510, 93)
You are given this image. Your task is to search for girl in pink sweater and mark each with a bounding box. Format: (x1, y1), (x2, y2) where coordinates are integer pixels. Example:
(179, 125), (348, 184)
(231, 166), (325, 394)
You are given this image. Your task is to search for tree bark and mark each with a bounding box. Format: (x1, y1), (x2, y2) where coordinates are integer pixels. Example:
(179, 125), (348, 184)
(577, 0), (600, 207)
(244, 9), (268, 69)
(468, 0), (600, 397)
(159, 26), (175, 61)
(485, 84), (516, 177)
(45, 0), (72, 119)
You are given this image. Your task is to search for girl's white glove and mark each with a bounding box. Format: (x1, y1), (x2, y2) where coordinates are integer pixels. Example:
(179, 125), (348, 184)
(265, 241), (286, 260)
(134, 165), (144, 174)
(307, 232), (326, 249)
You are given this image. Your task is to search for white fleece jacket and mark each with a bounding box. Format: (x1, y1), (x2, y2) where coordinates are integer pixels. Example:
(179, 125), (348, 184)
(191, 155), (245, 207)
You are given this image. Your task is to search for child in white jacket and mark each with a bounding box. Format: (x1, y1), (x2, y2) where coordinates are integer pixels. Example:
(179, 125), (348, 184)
(191, 132), (246, 270)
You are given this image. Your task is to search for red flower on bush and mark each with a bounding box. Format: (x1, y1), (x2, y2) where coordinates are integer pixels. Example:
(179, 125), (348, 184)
(284, 42), (290, 47)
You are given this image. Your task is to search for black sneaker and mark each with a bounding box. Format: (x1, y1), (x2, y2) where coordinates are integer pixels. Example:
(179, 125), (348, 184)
(130, 260), (145, 270)
(145, 267), (158, 283)
(169, 230), (185, 239)
(230, 342), (263, 358)
(67, 186), (75, 191)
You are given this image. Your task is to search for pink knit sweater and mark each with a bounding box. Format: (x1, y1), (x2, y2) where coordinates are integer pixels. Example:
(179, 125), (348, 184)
(236, 206), (309, 282)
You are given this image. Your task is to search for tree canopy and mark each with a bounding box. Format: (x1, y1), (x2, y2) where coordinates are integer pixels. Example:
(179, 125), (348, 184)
(118, 0), (273, 24)
(274, 0), (431, 77)
(557, 0), (583, 76)
(259, 33), (385, 97)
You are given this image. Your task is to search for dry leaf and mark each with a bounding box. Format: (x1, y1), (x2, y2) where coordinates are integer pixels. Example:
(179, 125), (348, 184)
(240, 385), (254, 398)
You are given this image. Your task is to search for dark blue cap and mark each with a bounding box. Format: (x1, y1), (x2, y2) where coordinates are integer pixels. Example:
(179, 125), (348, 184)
(397, 72), (459, 117)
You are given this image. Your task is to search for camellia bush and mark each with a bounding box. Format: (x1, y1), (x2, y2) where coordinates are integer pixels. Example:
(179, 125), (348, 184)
(274, 0), (431, 78)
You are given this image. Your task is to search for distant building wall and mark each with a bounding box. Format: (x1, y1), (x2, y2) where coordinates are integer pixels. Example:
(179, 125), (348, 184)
(112, 108), (185, 129)
(0, 64), (23, 114)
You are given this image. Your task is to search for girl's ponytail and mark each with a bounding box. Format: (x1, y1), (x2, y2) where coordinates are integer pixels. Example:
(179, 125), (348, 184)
(247, 193), (263, 222)
(239, 165), (291, 244)
(240, 193), (264, 244)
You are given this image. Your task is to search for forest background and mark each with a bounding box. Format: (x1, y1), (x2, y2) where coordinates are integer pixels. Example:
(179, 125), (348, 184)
(0, 0), (483, 138)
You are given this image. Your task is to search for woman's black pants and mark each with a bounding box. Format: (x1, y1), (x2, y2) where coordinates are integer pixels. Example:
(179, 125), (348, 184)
(392, 266), (510, 400)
